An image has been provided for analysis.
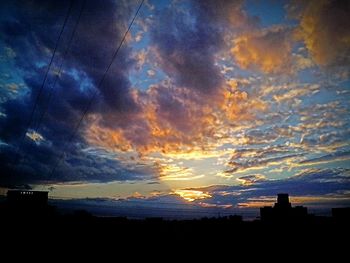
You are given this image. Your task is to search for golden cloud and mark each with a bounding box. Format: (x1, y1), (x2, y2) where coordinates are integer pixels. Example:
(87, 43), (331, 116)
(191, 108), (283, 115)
(292, 0), (350, 67)
(85, 82), (266, 155)
(236, 174), (266, 186)
(231, 27), (293, 73)
(174, 189), (211, 202)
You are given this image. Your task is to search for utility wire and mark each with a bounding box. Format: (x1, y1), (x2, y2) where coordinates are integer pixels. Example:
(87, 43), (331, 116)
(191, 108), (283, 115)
(34, 0), (87, 133)
(48, 0), (145, 179)
(13, 0), (73, 164)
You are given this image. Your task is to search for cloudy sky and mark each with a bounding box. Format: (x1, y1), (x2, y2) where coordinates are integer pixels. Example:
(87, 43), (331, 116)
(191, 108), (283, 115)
(0, 0), (349, 217)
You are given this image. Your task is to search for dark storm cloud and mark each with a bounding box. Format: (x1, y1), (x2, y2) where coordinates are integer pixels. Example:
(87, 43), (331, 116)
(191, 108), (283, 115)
(0, 0), (145, 186)
(0, 145), (155, 187)
(149, 1), (229, 93)
(2, 0), (138, 113)
(149, 0), (259, 93)
(64, 0), (138, 113)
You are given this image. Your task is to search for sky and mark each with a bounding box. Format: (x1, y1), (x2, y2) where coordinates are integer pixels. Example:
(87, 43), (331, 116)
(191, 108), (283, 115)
(0, 0), (349, 218)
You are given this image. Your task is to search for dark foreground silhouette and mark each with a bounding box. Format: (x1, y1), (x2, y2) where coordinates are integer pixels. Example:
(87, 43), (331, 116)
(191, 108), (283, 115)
(1, 190), (349, 252)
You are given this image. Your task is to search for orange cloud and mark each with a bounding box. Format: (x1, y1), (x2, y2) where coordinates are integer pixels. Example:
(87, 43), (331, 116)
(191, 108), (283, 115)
(85, 82), (265, 155)
(292, 0), (350, 67)
(232, 27), (293, 74)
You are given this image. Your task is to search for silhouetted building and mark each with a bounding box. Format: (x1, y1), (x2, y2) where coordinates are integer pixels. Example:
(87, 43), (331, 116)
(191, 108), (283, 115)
(332, 207), (350, 222)
(275, 193), (291, 209)
(5, 190), (50, 218)
(260, 194), (308, 221)
(7, 190), (48, 206)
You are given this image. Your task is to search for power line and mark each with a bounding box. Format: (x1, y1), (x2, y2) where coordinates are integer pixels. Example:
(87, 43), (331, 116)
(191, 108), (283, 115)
(13, 0), (74, 164)
(48, 0), (145, 179)
(34, 0), (87, 133)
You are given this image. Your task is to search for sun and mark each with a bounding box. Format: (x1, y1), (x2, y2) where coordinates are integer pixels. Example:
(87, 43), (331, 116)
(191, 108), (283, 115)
(174, 189), (212, 202)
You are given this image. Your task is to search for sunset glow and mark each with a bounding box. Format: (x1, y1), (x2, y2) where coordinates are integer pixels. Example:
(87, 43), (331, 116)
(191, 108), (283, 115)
(175, 190), (212, 202)
(0, 0), (349, 218)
